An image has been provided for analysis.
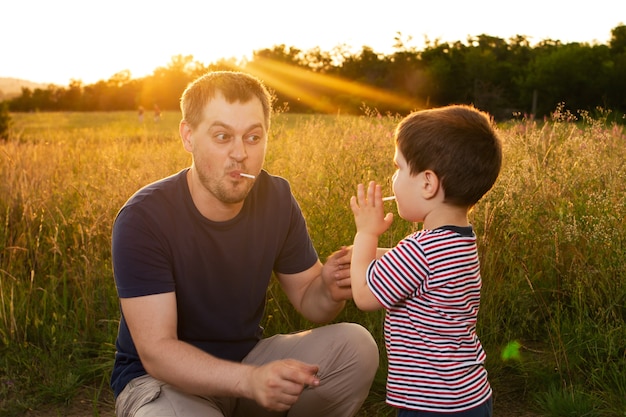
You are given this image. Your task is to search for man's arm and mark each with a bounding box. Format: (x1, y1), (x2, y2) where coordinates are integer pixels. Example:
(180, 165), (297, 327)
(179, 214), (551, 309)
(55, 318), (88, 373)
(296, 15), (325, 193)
(121, 292), (320, 411)
(277, 247), (353, 323)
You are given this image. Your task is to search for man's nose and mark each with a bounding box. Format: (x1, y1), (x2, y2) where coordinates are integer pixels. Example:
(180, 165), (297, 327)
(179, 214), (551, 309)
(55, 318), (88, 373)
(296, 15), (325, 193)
(230, 138), (247, 160)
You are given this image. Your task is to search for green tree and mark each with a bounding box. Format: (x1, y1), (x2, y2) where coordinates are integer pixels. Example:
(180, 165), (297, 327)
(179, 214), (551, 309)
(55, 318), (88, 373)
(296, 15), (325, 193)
(387, 33), (429, 110)
(247, 45), (317, 113)
(420, 40), (468, 106)
(608, 24), (626, 111)
(5, 25), (626, 116)
(464, 35), (508, 111)
(467, 35), (534, 117)
(609, 24), (626, 54)
(58, 79), (84, 110)
(524, 42), (613, 116)
(139, 55), (200, 110)
(0, 101), (10, 141)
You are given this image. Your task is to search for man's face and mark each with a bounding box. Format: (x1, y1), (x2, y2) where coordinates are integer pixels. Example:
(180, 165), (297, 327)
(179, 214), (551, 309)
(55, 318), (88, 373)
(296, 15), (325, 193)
(181, 92), (267, 204)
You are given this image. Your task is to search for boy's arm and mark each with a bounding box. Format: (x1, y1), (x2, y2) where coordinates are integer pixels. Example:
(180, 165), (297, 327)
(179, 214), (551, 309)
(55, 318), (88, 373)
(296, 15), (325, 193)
(351, 232), (385, 311)
(350, 182), (393, 311)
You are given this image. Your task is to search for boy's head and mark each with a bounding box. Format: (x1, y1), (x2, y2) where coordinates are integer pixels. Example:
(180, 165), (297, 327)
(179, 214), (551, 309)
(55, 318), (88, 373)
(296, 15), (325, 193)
(180, 71), (273, 130)
(395, 104), (502, 208)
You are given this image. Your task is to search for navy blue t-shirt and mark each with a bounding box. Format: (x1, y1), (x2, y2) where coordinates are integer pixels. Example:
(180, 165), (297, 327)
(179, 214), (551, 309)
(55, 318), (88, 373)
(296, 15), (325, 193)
(110, 169), (318, 398)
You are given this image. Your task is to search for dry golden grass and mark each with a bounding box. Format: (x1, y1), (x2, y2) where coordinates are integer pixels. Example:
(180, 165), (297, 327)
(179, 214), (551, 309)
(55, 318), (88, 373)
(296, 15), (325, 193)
(1, 109), (625, 416)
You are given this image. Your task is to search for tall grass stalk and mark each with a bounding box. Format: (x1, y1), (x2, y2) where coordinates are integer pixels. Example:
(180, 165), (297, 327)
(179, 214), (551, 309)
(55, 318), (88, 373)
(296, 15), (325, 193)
(1, 109), (624, 416)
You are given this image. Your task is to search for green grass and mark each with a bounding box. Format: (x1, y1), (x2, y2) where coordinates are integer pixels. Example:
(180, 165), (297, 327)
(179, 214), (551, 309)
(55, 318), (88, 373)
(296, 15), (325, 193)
(1, 108), (625, 416)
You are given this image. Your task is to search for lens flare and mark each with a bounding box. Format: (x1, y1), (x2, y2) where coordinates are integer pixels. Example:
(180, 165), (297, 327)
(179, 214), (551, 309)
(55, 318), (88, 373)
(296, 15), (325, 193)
(222, 58), (425, 113)
(501, 341), (521, 361)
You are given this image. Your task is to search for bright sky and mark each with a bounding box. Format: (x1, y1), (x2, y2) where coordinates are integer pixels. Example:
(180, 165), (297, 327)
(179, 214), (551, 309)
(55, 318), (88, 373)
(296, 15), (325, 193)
(2, 0), (624, 86)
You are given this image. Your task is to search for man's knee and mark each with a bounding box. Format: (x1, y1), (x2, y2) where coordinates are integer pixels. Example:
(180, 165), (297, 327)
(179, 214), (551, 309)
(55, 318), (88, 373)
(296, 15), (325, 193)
(327, 322), (379, 382)
(350, 322), (379, 369)
(299, 323), (378, 416)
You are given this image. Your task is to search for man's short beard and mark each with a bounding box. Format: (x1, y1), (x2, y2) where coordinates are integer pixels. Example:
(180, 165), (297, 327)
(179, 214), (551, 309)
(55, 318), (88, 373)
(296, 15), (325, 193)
(198, 170), (249, 204)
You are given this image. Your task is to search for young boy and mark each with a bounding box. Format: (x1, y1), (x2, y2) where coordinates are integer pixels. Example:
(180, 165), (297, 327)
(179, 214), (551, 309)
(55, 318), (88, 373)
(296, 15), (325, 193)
(350, 104), (502, 416)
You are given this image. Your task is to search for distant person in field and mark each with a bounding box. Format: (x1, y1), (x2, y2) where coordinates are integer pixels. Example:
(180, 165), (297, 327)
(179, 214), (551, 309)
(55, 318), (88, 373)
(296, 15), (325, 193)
(138, 106), (144, 123)
(153, 104), (161, 122)
(111, 71), (378, 417)
(349, 105), (502, 416)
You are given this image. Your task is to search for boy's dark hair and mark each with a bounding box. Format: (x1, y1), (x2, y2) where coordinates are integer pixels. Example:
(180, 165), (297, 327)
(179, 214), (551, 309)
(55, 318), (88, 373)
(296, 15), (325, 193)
(395, 104), (502, 207)
(180, 71), (273, 130)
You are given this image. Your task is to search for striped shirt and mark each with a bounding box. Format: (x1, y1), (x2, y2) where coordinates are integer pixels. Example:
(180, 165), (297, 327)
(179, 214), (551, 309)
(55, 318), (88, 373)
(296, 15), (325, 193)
(366, 226), (491, 412)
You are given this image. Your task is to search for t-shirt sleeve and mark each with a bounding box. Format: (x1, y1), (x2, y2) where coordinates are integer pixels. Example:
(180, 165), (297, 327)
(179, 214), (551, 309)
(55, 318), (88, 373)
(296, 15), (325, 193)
(366, 237), (428, 309)
(272, 190), (318, 275)
(112, 205), (175, 298)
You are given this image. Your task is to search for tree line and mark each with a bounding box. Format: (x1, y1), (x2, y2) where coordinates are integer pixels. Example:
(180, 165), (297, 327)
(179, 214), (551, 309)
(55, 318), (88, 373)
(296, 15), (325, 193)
(5, 25), (626, 120)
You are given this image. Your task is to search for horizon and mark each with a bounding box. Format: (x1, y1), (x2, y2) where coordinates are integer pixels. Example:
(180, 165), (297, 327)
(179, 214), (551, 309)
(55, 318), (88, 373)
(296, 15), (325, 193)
(2, 25), (622, 90)
(2, 0), (624, 85)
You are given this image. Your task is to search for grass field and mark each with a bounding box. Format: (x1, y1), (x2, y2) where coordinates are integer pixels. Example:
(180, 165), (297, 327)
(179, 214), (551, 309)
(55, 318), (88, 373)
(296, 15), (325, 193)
(1, 108), (625, 416)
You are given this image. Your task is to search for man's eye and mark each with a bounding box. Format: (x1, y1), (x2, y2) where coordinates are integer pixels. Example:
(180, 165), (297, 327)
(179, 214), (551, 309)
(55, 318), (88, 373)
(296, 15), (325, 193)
(246, 134), (261, 143)
(215, 133), (230, 141)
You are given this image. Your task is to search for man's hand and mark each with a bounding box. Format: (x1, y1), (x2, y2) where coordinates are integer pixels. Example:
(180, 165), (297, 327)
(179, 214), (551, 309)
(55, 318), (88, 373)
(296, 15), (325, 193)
(248, 359), (320, 411)
(321, 246), (353, 301)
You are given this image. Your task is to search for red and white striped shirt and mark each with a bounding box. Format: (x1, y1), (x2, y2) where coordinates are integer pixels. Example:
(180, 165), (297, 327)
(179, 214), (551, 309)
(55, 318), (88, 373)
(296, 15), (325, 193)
(366, 226), (491, 412)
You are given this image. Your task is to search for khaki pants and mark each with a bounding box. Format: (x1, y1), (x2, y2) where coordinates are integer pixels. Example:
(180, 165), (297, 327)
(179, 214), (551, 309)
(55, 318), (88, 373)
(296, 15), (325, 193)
(115, 322), (379, 417)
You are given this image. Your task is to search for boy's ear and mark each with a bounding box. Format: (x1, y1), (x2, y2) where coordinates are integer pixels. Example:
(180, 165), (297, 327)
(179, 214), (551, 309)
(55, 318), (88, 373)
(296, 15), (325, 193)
(421, 170), (441, 199)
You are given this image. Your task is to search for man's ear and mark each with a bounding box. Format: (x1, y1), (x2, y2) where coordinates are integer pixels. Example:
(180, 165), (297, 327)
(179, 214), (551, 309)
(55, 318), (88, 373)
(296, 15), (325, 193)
(180, 121), (193, 152)
(421, 170), (441, 200)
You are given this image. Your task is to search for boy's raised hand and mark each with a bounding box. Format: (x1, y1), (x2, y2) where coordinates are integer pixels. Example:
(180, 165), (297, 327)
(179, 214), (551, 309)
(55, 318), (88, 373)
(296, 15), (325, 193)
(350, 181), (393, 237)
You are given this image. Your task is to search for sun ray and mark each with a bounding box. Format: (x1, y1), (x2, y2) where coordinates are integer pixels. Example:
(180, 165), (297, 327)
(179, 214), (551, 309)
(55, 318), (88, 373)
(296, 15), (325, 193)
(224, 58), (425, 113)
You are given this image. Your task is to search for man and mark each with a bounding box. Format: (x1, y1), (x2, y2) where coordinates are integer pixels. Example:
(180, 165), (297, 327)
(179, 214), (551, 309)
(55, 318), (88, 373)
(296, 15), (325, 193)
(111, 71), (379, 416)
